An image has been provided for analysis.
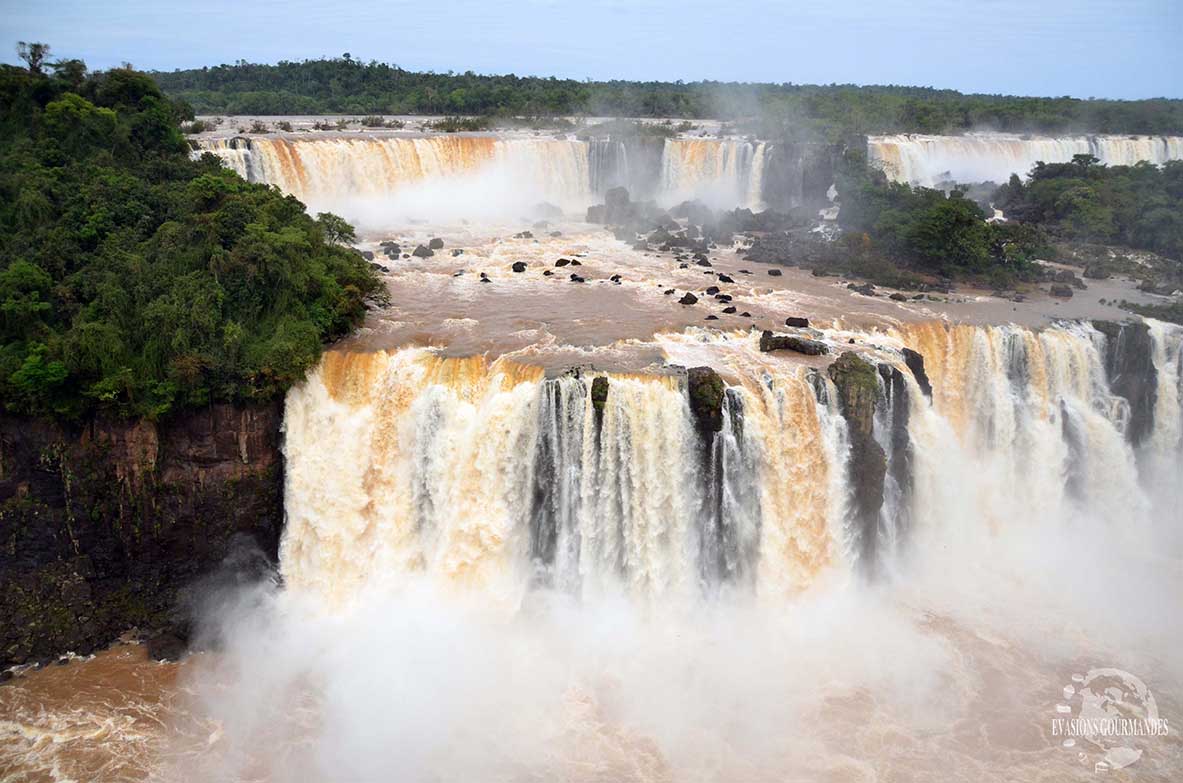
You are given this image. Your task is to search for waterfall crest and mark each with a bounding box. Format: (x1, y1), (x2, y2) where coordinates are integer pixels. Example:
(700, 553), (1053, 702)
(868, 133), (1183, 186)
(281, 320), (1182, 606)
(196, 135), (772, 216)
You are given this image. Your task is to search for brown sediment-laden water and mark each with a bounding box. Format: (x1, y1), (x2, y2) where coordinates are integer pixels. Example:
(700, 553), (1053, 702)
(6, 133), (1182, 781)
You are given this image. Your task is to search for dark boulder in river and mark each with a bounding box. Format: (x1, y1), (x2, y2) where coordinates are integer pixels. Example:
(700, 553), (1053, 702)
(428, 237), (444, 250)
(512, 261), (527, 273)
(146, 632), (187, 662)
(412, 245), (434, 258)
(759, 331), (829, 355)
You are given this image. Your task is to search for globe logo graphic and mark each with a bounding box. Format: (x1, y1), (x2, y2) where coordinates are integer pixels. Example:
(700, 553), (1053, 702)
(1057, 667), (1161, 773)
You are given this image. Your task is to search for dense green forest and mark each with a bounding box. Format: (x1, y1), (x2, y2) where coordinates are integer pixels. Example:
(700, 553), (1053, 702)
(152, 57), (1183, 140)
(833, 151), (1050, 286)
(830, 150), (1183, 302)
(993, 156), (1183, 261)
(0, 46), (382, 420)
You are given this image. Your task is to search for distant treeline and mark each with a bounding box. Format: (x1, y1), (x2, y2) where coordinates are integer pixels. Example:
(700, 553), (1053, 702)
(151, 56), (1183, 141)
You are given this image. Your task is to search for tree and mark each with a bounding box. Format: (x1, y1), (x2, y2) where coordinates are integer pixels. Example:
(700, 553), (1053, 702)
(16, 42), (50, 75)
(316, 212), (357, 245)
(49, 58), (87, 90)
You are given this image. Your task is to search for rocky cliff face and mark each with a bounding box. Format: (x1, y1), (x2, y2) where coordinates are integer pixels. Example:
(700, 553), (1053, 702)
(0, 403), (283, 666)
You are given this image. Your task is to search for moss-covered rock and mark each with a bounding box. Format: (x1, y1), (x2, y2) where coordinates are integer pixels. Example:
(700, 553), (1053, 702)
(591, 376), (609, 414)
(590, 375), (610, 433)
(687, 366), (726, 434)
(827, 352), (887, 571)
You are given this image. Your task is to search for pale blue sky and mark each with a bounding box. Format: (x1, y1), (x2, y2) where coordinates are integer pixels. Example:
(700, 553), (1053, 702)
(1, 0), (1179, 99)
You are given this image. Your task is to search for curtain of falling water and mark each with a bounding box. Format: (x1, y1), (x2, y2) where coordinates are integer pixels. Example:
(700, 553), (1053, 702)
(281, 322), (1182, 606)
(867, 133), (1183, 186)
(196, 136), (771, 211)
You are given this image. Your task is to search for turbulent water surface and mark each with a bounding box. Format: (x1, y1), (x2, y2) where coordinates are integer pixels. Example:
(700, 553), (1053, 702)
(3, 131), (1182, 782)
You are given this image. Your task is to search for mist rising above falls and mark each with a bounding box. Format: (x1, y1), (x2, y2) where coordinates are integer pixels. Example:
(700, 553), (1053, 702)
(196, 135), (783, 224)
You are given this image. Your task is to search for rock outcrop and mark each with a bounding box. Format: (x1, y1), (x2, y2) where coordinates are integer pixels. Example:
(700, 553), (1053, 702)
(900, 347), (933, 399)
(686, 366), (726, 434)
(0, 404), (284, 667)
(759, 332), (829, 355)
(591, 375), (609, 429)
(1093, 320), (1158, 446)
(827, 353), (887, 572)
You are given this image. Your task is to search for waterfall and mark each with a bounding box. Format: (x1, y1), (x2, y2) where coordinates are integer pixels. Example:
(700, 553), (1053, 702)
(657, 138), (767, 210)
(280, 320), (1181, 605)
(197, 136), (598, 219)
(195, 134), (774, 218)
(868, 133), (1183, 186)
(130, 318), (1182, 783)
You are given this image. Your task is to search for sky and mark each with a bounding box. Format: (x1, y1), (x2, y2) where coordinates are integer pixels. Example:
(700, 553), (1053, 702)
(1, 0), (1179, 99)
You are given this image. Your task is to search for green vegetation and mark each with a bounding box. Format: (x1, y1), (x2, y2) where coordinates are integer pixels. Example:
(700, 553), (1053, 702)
(425, 115), (493, 133)
(1124, 299), (1183, 324)
(0, 45), (383, 420)
(993, 155), (1183, 261)
(992, 155), (1183, 322)
(833, 149), (1183, 312)
(835, 151), (1049, 285)
(151, 57), (1183, 141)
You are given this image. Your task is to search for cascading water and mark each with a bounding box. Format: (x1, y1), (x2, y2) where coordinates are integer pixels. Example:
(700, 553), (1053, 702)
(280, 320), (1182, 604)
(195, 135), (772, 218)
(197, 136), (602, 220)
(657, 138), (768, 210)
(868, 133), (1183, 186)
(23, 318), (1175, 783)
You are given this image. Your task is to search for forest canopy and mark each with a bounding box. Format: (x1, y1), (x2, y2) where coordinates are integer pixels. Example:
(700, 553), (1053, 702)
(992, 156), (1183, 262)
(152, 56), (1183, 141)
(833, 151), (1050, 286)
(0, 46), (383, 421)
